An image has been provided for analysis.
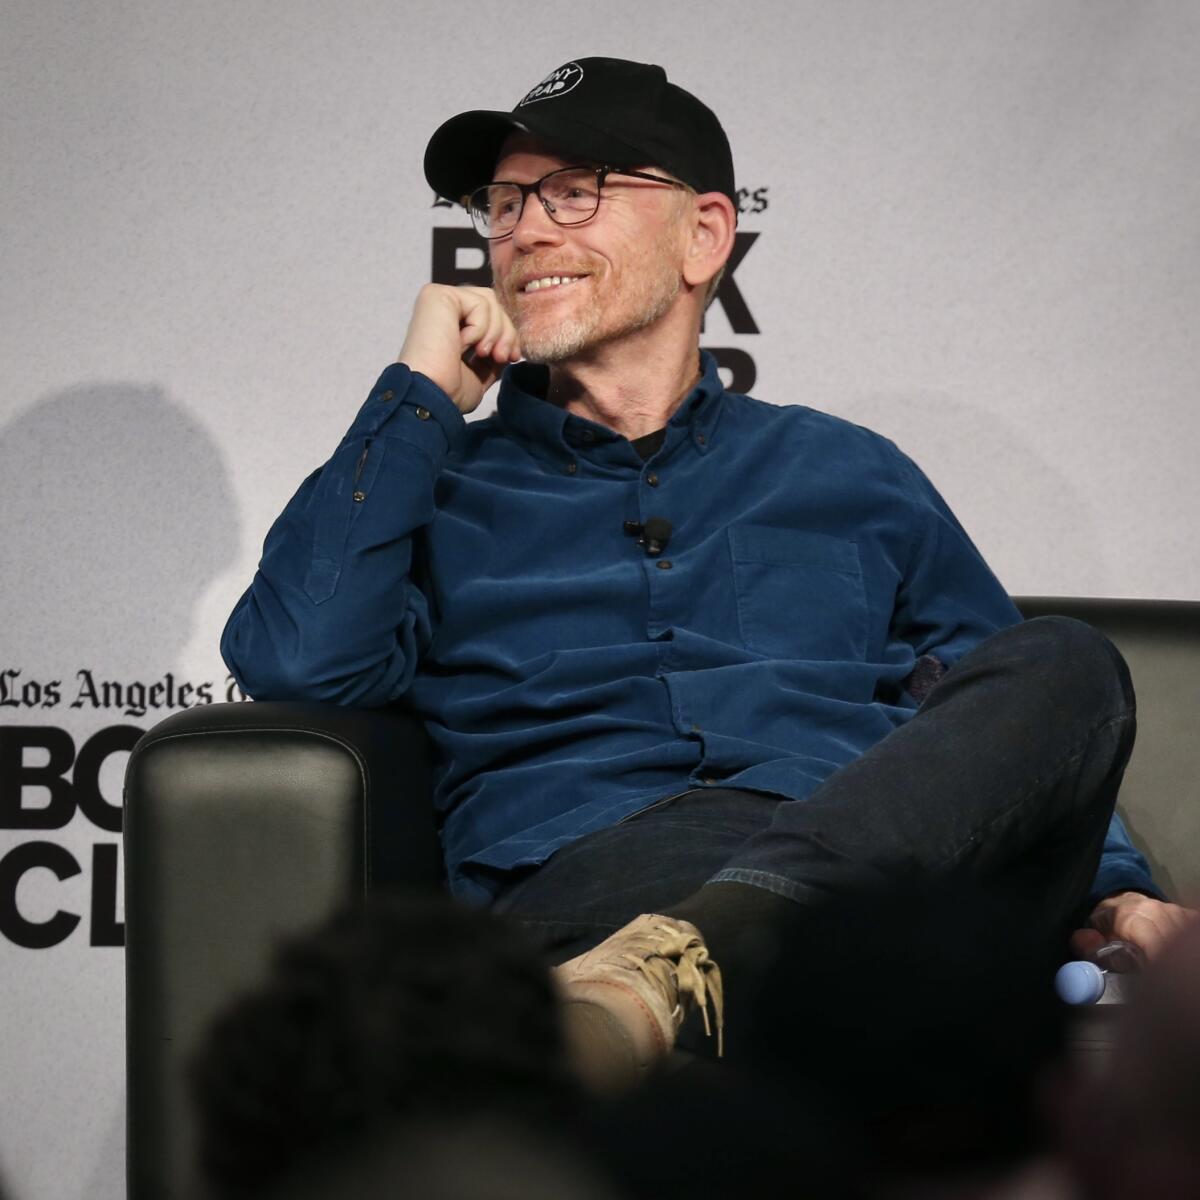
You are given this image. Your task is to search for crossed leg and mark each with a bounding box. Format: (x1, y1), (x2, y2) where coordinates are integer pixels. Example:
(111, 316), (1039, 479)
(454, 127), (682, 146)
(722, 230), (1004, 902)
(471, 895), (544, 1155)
(493, 617), (1136, 1085)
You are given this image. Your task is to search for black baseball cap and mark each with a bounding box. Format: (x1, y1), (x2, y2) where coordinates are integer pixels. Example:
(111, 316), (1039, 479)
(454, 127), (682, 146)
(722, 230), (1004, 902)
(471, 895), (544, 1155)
(423, 57), (736, 209)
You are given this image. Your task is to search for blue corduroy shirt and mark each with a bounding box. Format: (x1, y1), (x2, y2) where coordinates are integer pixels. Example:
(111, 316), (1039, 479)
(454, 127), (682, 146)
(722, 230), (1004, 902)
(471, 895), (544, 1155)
(222, 352), (1158, 906)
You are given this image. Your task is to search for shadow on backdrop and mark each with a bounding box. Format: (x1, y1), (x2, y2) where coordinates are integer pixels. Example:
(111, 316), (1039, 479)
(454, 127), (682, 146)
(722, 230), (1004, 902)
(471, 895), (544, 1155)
(0, 382), (238, 669)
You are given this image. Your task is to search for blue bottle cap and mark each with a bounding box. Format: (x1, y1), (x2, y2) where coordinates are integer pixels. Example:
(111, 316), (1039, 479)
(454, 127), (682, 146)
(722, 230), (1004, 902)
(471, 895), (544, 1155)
(1055, 960), (1106, 1005)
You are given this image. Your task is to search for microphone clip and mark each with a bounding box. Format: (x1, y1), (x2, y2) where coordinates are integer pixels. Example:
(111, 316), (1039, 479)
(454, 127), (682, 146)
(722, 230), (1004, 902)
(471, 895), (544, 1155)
(624, 517), (673, 557)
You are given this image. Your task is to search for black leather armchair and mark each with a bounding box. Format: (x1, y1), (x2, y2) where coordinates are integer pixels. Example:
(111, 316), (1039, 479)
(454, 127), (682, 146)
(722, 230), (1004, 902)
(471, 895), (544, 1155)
(123, 597), (1200, 1199)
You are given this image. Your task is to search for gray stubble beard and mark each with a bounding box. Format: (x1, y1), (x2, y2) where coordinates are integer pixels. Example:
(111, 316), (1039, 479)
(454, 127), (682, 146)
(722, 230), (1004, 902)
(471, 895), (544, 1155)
(497, 231), (685, 364)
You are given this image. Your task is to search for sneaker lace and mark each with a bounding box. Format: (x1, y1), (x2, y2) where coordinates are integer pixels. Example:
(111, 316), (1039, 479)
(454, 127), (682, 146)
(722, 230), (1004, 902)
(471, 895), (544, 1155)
(620, 922), (725, 1056)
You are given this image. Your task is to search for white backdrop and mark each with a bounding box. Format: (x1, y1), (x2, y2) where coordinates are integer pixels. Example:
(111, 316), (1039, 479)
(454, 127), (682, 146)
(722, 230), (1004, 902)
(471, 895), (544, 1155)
(2, 1), (1198, 1195)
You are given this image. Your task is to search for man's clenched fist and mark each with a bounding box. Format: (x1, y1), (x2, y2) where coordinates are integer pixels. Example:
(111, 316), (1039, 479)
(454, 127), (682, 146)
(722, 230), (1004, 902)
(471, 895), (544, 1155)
(398, 284), (522, 414)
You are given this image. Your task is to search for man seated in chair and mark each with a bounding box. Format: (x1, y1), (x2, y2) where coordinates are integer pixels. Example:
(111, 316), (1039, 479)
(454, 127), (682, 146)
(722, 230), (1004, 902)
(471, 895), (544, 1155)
(222, 57), (1194, 1089)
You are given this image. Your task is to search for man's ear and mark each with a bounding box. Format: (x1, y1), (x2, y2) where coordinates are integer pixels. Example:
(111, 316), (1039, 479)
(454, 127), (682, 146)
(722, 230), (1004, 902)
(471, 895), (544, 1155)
(682, 192), (737, 291)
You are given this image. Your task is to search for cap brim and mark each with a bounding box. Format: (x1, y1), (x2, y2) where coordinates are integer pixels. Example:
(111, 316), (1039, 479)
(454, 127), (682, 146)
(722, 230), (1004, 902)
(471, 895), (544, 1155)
(424, 107), (666, 204)
(423, 110), (531, 203)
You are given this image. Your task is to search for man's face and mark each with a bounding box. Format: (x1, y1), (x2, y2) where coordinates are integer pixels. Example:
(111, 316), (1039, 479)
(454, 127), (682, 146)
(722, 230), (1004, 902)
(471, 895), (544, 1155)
(488, 139), (690, 363)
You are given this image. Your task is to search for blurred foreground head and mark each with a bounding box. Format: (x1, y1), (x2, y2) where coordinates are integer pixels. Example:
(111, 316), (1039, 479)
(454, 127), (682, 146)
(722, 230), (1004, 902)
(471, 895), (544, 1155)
(190, 893), (580, 1197)
(588, 879), (1069, 1197)
(1060, 919), (1200, 1198)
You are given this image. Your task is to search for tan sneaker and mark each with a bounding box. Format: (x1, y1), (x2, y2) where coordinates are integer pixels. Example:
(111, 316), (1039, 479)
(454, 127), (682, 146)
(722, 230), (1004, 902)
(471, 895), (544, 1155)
(554, 914), (723, 1092)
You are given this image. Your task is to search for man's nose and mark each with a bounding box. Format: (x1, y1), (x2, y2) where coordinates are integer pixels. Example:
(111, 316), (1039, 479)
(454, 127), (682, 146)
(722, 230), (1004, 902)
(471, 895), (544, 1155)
(510, 193), (565, 252)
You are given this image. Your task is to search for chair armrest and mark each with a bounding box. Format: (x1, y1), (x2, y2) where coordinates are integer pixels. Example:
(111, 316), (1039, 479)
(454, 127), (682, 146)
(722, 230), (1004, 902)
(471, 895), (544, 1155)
(123, 700), (440, 1199)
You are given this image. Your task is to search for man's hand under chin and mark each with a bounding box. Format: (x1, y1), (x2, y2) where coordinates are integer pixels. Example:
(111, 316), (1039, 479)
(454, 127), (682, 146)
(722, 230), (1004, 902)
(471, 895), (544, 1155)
(398, 283), (523, 415)
(1071, 890), (1200, 963)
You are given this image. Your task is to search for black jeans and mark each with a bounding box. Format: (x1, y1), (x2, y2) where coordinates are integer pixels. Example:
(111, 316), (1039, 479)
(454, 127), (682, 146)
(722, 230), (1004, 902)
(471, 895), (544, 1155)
(492, 617), (1136, 968)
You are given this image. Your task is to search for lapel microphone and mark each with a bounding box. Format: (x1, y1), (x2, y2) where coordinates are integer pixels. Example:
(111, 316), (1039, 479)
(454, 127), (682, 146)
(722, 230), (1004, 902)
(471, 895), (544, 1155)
(624, 517), (673, 556)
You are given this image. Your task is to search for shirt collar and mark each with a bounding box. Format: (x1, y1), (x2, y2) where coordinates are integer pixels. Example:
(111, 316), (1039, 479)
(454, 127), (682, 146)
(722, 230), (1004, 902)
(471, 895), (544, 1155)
(495, 350), (726, 467)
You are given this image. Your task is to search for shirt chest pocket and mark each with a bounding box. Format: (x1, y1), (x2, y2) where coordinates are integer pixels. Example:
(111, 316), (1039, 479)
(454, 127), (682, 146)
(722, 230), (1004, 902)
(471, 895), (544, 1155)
(728, 525), (868, 661)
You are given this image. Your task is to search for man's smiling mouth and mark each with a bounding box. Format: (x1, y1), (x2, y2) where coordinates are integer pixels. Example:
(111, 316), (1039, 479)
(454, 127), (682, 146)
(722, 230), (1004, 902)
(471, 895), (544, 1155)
(520, 275), (587, 293)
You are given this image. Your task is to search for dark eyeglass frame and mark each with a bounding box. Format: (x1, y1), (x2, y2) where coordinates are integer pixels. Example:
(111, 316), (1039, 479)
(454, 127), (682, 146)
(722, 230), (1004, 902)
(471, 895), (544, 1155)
(464, 165), (687, 240)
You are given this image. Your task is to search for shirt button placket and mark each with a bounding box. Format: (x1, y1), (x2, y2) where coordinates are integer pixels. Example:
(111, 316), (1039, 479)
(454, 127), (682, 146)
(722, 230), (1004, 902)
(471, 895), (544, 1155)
(642, 467), (675, 641)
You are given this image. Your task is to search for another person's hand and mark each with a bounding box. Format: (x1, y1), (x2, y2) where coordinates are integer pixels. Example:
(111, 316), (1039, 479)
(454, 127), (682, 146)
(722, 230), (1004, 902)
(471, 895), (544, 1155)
(1071, 890), (1199, 963)
(398, 284), (522, 414)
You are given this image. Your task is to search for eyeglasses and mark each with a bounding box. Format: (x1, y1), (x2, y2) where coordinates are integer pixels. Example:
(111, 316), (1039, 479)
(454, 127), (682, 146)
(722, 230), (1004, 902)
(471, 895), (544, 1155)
(464, 165), (686, 240)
